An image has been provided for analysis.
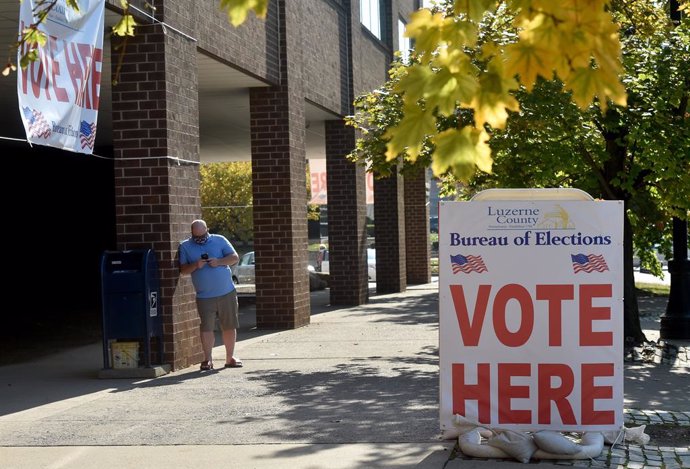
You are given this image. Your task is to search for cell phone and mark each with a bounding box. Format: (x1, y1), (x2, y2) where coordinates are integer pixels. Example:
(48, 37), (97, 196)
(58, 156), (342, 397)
(201, 253), (209, 260)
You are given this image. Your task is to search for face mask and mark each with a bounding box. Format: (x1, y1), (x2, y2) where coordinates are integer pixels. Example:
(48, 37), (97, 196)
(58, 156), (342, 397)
(192, 232), (209, 245)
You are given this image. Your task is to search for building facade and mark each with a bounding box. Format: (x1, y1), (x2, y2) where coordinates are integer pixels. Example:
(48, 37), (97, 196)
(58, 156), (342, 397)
(0, 0), (430, 370)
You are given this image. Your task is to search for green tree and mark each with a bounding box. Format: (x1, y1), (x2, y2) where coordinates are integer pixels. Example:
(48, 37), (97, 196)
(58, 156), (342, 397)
(471, 3), (689, 344)
(383, 0), (630, 180)
(347, 1), (690, 345)
(200, 162), (254, 246)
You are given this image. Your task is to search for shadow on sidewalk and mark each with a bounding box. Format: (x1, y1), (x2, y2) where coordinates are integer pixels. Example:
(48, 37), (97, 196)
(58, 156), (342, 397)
(0, 286), (432, 419)
(0, 287), (445, 449)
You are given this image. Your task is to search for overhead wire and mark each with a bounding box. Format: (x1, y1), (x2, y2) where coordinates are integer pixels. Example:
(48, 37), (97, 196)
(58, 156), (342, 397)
(0, 135), (200, 165)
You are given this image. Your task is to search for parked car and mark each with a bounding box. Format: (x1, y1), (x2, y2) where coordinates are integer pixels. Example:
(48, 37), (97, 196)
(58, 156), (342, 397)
(320, 250), (329, 275)
(232, 251), (318, 285)
(320, 248), (376, 281)
(232, 251), (256, 284)
(367, 248), (376, 281)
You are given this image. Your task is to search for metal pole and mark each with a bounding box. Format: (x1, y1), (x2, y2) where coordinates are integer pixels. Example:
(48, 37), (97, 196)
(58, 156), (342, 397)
(660, 217), (690, 339)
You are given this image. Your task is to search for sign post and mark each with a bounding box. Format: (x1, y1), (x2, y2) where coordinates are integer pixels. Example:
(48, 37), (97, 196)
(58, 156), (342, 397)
(439, 189), (624, 433)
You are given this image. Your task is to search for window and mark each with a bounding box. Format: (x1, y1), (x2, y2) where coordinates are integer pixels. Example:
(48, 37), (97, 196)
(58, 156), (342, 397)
(398, 18), (411, 63)
(360, 0), (381, 39)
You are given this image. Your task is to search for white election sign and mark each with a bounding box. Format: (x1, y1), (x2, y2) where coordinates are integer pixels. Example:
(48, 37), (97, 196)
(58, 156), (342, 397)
(439, 198), (623, 432)
(17, 0), (104, 154)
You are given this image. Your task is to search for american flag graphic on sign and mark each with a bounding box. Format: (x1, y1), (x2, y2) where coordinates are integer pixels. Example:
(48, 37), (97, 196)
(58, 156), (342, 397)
(22, 106), (51, 139)
(450, 254), (488, 274)
(80, 121), (97, 149)
(571, 253), (609, 273)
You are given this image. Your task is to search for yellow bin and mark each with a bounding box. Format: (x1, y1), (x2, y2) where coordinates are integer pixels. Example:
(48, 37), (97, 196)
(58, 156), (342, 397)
(111, 342), (140, 369)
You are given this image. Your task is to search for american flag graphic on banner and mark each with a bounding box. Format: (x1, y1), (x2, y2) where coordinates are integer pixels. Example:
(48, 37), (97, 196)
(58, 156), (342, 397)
(450, 254), (488, 274)
(571, 253), (609, 273)
(21, 106), (51, 139)
(80, 121), (97, 149)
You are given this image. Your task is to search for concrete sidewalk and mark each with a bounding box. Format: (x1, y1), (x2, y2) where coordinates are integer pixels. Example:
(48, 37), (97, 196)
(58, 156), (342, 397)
(0, 283), (688, 469)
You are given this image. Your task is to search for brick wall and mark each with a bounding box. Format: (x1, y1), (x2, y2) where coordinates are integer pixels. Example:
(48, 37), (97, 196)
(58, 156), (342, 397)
(105, 0), (425, 367)
(249, 0), (310, 329)
(404, 170), (431, 284)
(301, 0), (349, 114)
(111, 21), (202, 371)
(325, 120), (369, 304)
(373, 168), (407, 293)
(195, 0), (280, 84)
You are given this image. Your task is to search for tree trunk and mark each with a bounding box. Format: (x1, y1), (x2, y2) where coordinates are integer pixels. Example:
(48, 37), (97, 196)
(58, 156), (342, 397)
(623, 203), (647, 345)
(599, 112), (646, 346)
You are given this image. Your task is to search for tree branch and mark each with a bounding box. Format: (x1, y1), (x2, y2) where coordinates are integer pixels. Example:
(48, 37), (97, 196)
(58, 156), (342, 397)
(578, 145), (618, 200)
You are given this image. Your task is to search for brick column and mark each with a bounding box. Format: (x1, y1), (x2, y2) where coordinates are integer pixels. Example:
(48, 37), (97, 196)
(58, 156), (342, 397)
(111, 20), (201, 371)
(325, 120), (369, 304)
(373, 168), (407, 293)
(248, 0), (310, 329)
(404, 170), (431, 284)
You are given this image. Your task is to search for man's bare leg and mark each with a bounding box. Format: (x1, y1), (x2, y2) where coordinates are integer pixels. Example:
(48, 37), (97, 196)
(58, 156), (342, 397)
(201, 330), (215, 363)
(222, 329), (240, 365)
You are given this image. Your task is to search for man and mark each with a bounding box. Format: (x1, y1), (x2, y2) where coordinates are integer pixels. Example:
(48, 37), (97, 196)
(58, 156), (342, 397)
(179, 219), (242, 370)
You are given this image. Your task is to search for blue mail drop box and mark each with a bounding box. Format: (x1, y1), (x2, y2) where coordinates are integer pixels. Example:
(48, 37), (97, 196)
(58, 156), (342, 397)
(100, 249), (162, 368)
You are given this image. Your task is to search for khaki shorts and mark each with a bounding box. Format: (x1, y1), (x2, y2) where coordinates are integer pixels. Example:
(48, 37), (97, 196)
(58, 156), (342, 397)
(196, 291), (239, 332)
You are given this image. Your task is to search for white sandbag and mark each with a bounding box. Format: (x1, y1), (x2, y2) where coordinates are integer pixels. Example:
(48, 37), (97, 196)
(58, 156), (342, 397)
(602, 425), (649, 446)
(458, 429), (511, 459)
(624, 425), (650, 445)
(458, 429), (605, 462)
(533, 430), (582, 454)
(442, 414), (494, 440)
(487, 430), (538, 463)
(533, 432), (605, 460)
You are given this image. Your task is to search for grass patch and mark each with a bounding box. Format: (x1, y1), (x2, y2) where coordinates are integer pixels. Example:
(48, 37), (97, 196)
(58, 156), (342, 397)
(635, 282), (670, 296)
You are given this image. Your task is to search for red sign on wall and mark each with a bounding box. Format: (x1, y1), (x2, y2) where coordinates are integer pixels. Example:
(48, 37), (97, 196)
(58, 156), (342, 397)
(309, 159), (374, 205)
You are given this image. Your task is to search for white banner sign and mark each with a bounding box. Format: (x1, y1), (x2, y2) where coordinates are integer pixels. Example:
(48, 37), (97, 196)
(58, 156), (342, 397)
(17, 0), (104, 154)
(309, 159), (375, 205)
(439, 198), (624, 432)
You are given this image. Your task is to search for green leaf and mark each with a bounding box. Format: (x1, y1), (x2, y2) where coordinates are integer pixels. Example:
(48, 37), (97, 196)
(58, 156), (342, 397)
(504, 38), (555, 91)
(427, 49), (479, 108)
(453, 0), (496, 22)
(470, 59), (520, 128)
(567, 66), (627, 110)
(384, 104), (436, 161)
(219, 0), (269, 27)
(23, 28), (47, 47)
(112, 15), (137, 37)
(20, 49), (39, 69)
(405, 8), (446, 56)
(65, 0), (80, 12)
(431, 126), (492, 181)
(395, 64), (433, 102)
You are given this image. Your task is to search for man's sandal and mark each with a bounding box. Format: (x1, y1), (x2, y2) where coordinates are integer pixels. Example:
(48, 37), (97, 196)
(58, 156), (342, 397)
(200, 360), (213, 371)
(224, 359), (243, 368)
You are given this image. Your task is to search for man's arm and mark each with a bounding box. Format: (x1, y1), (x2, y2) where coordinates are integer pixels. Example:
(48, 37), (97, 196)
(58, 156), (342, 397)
(207, 252), (239, 268)
(180, 258), (207, 275)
